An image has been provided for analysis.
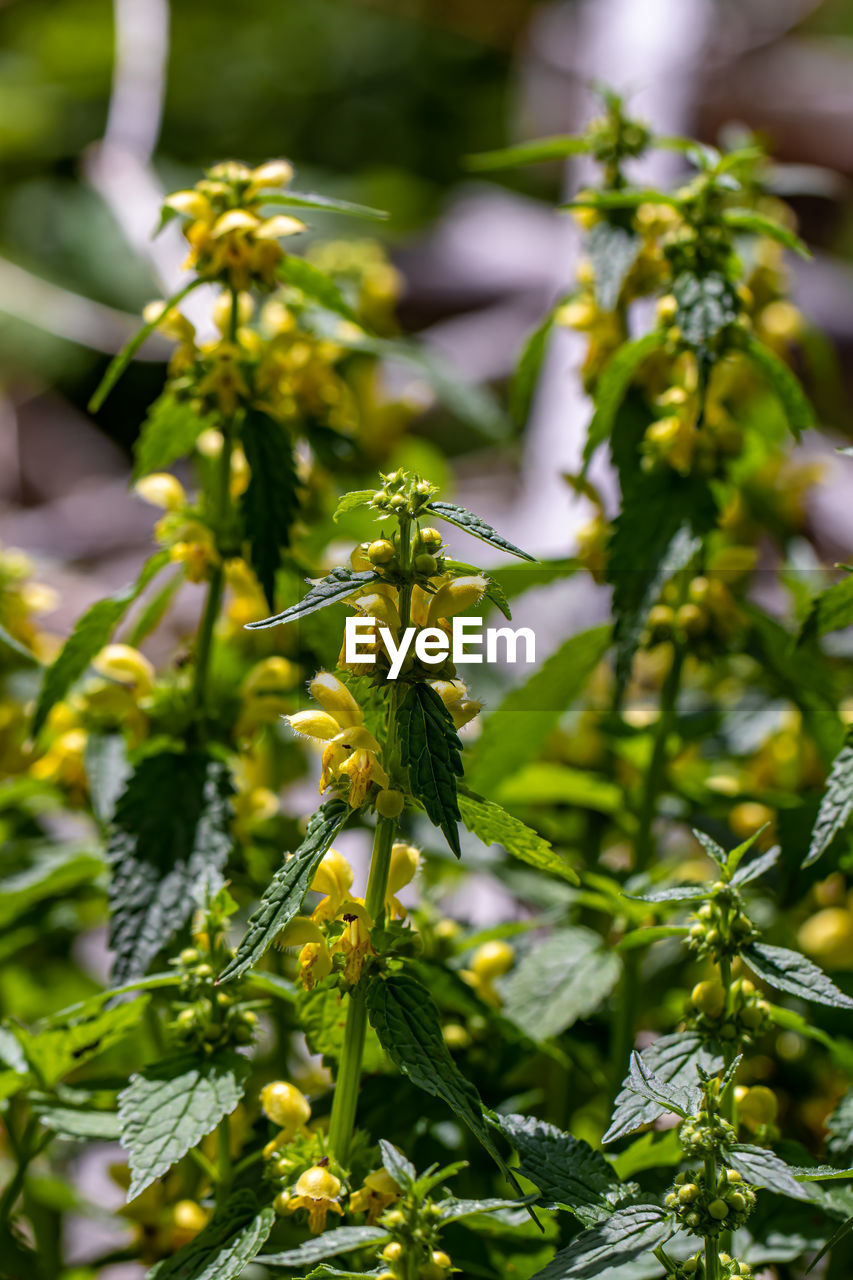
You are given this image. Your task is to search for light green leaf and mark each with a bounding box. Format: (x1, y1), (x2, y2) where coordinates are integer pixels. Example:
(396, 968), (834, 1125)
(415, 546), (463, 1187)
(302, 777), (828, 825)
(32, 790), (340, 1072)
(672, 270), (739, 348)
(467, 625), (611, 796)
(366, 971), (519, 1191)
(744, 942), (853, 1009)
(0, 621), (41, 664)
(728, 1144), (809, 1201)
(587, 222), (641, 312)
(722, 210), (810, 258)
(240, 408), (300, 609)
(85, 733), (131, 827)
(0, 843), (103, 929)
(35, 1103), (121, 1141)
(147, 1190), (274, 1280)
(740, 333), (816, 439)
(333, 490), (376, 522)
(805, 730), (853, 867)
(527, 1204), (671, 1279)
(279, 255), (361, 323)
(133, 393), (213, 479)
(263, 189), (388, 219)
(219, 799), (349, 982)
(616, 925), (689, 952)
(33, 550), (169, 735)
(495, 762), (621, 814)
(625, 1051), (700, 1121)
(425, 500), (534, 562)
(261, 1227), (390, 1267)
(119, 1052), (250, 1199)
(495, 1113), (621, 1226)
(108, 750), (235, 984)
(246, 568), (379, 630)
(398, 683), (463, 857)
(13, 998), (148, 1087)
(582, 332), (665, 467)
(501, 928), (620, 1041)
(467, 135), (593, 170)
(458, 791), (579, 884)
(510, 310), (557, 426)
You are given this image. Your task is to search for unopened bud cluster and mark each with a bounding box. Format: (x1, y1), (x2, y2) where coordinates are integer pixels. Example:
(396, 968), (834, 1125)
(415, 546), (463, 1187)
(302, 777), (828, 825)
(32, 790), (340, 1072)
(686, 976), (769, 1044)
(168, 933), (255, 1053)
(679, 1109), (736, 1158)
(686, 891), (759, 962)
(666, 1167), (755, 1237)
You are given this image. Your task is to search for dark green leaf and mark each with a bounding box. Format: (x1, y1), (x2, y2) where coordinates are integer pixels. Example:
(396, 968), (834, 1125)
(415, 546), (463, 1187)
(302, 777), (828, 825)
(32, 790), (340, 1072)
(261, 1227), (390, 1267)
(240, 409), (300, 609)
(0, 842), (103, 929)
(458, 791), (579, 884)
(510, 310), (557, 426)
(800, 575), (853, 644)
(744, 942), (853, 1009)
(262, 190), (388, 219)
(119, 1052), (249, 1199)
(827, 1087), (853, 1159)
(108, 751), (235, 983)
(731, 846), (780, 886)
(366, 971), (519, 1190)
(728, 1144), (809, 1201)
(219, 800), (349, 982)
(625, 1051), (700, 1121)
(673, 271), (739, 348)
(380, 1138), (417, 1190)
(133, 393), (212, 479)
(604, 1033), (722, 1145)
(436, 1196), (529, 1222)
(587, 222), (641, 312)
(147, 1190), (274, 1280)
(426, 500), (534, 562)
(245, 568), (379, 630)
(740, 333), (815, 439)
(85, 733), (131, 827)
(127, 570), (183, 647)
(495, 1113), (621, 1226)
(805, 731), (853, 867)
(34, 550), (168, 735)
(89, 277), (205, 413)
(722, 210), (810, 258)
(467, 135), (593, 170)
(501, 928), (620, 1041)
(583, 332), (665, 467)
(279, 255), (361, 322)
(528, 1204), (671, 1279)
(13, 998), (148, 1087)
(468, 624), (611, 795)
(398, 683), (463, 857)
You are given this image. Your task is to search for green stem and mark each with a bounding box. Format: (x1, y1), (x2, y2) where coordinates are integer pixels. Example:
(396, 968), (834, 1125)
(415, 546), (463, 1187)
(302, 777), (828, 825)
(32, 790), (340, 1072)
(215, 1114), (232, 1206)
(704, 1154), (719, 1280)
(635, 642), (685, 873)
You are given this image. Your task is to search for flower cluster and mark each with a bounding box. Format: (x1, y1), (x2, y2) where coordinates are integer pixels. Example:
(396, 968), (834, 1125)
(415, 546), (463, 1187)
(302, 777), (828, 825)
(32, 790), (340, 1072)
(666, 1167), (755, 1237)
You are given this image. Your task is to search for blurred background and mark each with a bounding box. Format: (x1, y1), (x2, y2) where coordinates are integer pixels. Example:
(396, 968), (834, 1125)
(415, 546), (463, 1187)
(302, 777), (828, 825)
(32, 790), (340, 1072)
(1, 0), (852, 637)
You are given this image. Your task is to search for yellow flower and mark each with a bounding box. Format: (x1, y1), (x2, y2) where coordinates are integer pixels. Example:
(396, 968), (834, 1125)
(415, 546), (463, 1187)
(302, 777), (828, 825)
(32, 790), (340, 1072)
(310, 671), (363, 727)
(276, 917), (333, 990)
(30, 729), (88, 792)
(310, 848), (354, 921)
(92, 644), (155, 696)
(330, 900), (375, 984)
(285, 1165), (344, 1233)
(260, 1081), (311, 1135)
(385, 842), (419, 921)
(349, 1167), (401, 1223)
(462, 940), (515, 1006)
(135, 473), (187, 511)
(426, 576), (487, 627)
(430, 680), (481, 730)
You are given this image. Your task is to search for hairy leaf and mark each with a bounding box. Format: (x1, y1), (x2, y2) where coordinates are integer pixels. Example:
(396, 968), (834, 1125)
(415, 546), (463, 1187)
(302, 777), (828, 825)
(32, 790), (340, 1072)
(604, 1033), (722, 1145)
(805, 731), (853, 867)
(398, 683), (463, 857)
(108, 751), (234, 983)
(501, 928), (620, 1041)
(240, 409), (300, 609)
(425, 500), (534, 562)
(495, 1113), (621, 1226)
(731, 846), (781, 887)
(728, 1144), (809, 1201)
(740, 333), (815, 439)
(458, 791), (579, 884)
(147, 1190), (274, 1280)
(34, 1103), (121, 1142)
(333, 490), (376, 522)
(366, 972), (518, 1189)
(261, 1227), (390, 1267)
(528, 1204), (671, 1279)
(219, 800), (349, 982)
(625, 1051), (700, 1121)
(673, 271), (739, 348)
(119, 1052), (249, 1199)
(744, 943), (853, 1009)
(245, 568), (379, 630)
(587, 222), (640, 312)
(34, 551), (168, 735)
(827, 1087), (853, 1159)
(583, 332), (664, 467)
(380, 1138), (417, 1190)
(133, 393), (212, 479)
(468, 625), (611, 795)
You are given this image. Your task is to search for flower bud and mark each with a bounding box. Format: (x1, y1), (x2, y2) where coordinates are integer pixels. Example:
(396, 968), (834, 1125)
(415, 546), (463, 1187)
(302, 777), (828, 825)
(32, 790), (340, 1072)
(376, 789), (405, 818)
(260, 1081), (311, 1131)
(427, 576), (487, 625)
(471, 940), (514, 980)
(135, 473), (186, 511)
(691, 980), (726, 1018)
(287, 710), (342, 741)
(250, 159), (294, 189)
(368, 539), (396, 566)
(310, 672), (363, 727)
(92, 644), (155, 694)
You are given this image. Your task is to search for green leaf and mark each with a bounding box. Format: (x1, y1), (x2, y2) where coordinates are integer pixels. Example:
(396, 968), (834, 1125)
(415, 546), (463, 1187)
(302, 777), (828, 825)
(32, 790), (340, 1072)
(604, 1033), (722, 1145)
(827, 1087), (853, 1158)
(805, 730), (853, 867)
(119, 1052), (249, 1199)
(624, 1050), (700, 1121)
(279, 255), (361, 322)
(0, 621), (41, 664)
(527, 1204), (671, 1279)
(495, 1113), (622, 1226)
(398, 683), (463, 857)
(800, 575), (853, 643)
(33, 550), (169, 735)
(805, 1214), (853, 1274)
(721, 210), (810, 258)
(85, 733), (131, 827)
(467, 625), (611, 795)
(744, 943), (853, 1009)
(730, 845), (780, 887)
(457, 791), (579, 884)
(380, 1138), (417, 1190)
(147, 1190), (274, 1280)
(366, 971), (519, 1190)
(615, 925), (690, 952)
(740, 332), (816, 439)
(108, 750), (235, 984)
(262, 189), (388, 220)
(13, 998), (148, 1087)
(35, 1102), (121, 1141)
(298, 984), (384, 1071)
(133, 393), (213, 479)
(501, 928), (620, 1041)
(127, 570), (184, 647)
(333, 490), (376, 522)
(672, 271), (739, 348)
(495, 763), (621, 814)
(260, 1227), (391, 1267)
(727, 1144), (809, 1201)
(245, 568), (379, 630)
(466, 135), (593, 170)
(510, 310), (557, 426)
(0, 842), (103, 929)
(89, 277), (205, 413)
(436, 1196), (530, 1222)
(587, 222), (641, 312)
(582, 332), (665, 467)
(425, 501), (534, 562)
(219, 800), (349, 982)
(240, 409), (300, 609)
(564, 190), (682, 211)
